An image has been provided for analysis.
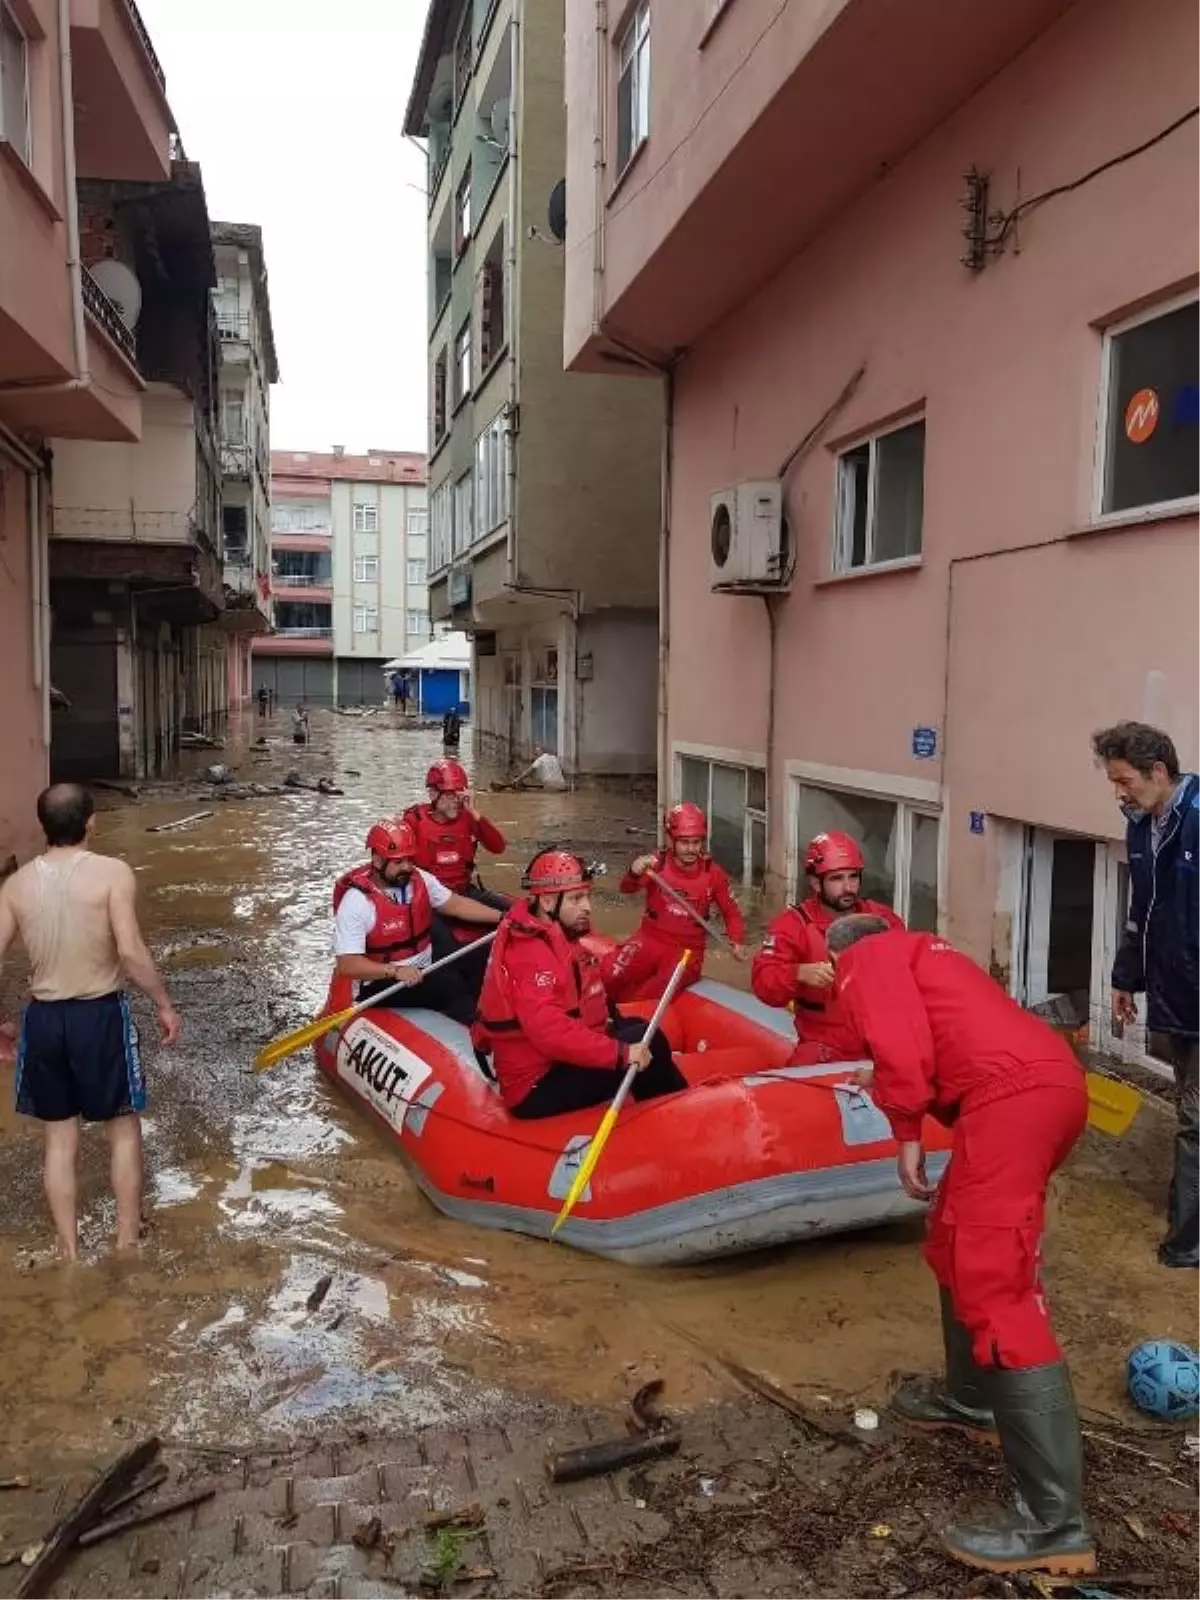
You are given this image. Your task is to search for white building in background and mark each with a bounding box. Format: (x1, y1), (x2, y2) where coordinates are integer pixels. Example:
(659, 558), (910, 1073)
(256, 450), (430, 706)
(211, 221), (279, 705)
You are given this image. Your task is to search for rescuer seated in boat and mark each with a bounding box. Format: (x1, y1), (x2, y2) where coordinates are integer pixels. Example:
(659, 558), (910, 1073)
(751, 829), (905, 1064)
(402, 759), (511, 989)
(333, 820), (502, 1025)
(473, 851), (689, 1119)
(602, 802), (748, 1003)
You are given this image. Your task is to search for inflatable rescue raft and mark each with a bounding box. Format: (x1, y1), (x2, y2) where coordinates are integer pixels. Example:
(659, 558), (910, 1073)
(313, 975), (952, 1266)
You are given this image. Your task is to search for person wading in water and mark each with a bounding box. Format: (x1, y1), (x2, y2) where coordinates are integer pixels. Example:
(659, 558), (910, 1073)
(0, 784), (181, 1259)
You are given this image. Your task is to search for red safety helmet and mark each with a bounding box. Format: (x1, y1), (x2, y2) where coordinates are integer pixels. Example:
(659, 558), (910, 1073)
(665, 801), (708, 840)
(426, 758), (468, 793)
(522, 850), (594, 893)
(366, 819), (418, 862)
(804, 830), (864, 876)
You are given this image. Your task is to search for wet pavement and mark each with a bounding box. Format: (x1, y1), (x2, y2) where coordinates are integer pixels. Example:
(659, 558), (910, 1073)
(0, 708), (1196, 1595)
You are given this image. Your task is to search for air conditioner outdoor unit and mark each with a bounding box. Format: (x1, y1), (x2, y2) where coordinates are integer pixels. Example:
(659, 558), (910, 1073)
(709, 480), (789, 592)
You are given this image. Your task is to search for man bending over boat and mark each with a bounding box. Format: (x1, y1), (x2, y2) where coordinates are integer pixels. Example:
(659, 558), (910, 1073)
(752, 830), (904, 1063)
(473, 851), (688, 1118)
(602, 803), (747, 1003)
(333, 820), (502, 1026)
(826, 915), (1092, 1578)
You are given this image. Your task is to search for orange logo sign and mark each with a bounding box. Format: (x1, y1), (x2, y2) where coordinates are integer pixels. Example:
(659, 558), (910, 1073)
(1124, 387), (1159, 444)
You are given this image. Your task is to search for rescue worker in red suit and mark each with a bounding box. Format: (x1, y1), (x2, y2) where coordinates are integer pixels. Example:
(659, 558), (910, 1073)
(827, 915), (1093, 1578)
(333, 821), (502, 1025)
(473, 851), (689, 1119)
(751, 831), (904, 1062)
(602, 803), (747, 1003)
(402, 759), (511, 990)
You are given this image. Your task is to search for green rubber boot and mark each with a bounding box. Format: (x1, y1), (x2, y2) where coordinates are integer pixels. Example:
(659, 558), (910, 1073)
(942, 1362), (1096, 1576)
(891, 1290), (999, 1445)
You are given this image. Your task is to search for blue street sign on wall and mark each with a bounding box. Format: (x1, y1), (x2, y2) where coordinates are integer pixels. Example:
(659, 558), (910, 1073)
(911, 726), (938, 760)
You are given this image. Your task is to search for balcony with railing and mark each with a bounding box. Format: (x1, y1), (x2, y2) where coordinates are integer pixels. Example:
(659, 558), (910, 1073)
(71, 0), (173, 183)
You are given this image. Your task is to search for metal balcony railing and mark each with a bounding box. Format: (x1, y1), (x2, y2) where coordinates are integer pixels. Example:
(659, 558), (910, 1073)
(81, 267), (137, 364)
(216, 310), (251, 343)
(270, 521), (332, 537)
(273, 625), (333, 638)
(272, 572), (332, 588)
(124, 0), (166, 89)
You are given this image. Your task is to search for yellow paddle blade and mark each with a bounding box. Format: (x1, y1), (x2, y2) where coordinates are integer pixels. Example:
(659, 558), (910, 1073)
(551, 1103), (620, 1234)
(1086, 1070), (1141, 1137)
(253, 1002), (357, 1073)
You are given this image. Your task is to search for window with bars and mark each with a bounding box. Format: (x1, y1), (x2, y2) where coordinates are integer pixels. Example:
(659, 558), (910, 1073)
(477, 231), (506, 374)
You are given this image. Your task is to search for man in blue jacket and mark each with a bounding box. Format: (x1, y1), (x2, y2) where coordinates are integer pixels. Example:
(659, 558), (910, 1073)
(1093, 722), (1198, 1268)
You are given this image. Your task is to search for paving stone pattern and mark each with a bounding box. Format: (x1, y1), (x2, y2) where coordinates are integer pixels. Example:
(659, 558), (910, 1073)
(0, 1403), (803, 1598)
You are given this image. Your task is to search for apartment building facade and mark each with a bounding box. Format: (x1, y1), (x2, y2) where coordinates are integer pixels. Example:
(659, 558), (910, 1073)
(49, 160), (228, 779)
(254, 450), (429, 706)
(213, 221), (278, 707)
(563, 0), (1198, 1065)
(405, 0), (662, 776)
(0, 0), (176, 846)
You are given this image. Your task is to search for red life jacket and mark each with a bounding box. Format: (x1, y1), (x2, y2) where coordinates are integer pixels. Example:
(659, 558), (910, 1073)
(403, 802), (476, 892)
(332, 864), (433, 962)
(472, 903), (616, 1106)
(640, 851), (719, 949)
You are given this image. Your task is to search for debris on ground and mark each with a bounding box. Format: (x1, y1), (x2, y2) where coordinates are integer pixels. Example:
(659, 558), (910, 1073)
(547, 1380), (682, 1483)
(146, 810), (214, 834)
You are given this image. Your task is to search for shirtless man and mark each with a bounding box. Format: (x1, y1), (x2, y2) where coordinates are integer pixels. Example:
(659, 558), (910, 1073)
(0, 784), (180, 1260)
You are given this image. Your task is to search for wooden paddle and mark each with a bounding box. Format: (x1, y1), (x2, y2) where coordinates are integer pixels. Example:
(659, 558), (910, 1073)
(253, 929), (499, 1072)
(551, 951), (692, 1236)
(646, 868), (740, 952)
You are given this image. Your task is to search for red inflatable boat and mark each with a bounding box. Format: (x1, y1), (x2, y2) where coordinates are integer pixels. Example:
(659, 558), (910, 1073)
(312, 973), (952, 1266)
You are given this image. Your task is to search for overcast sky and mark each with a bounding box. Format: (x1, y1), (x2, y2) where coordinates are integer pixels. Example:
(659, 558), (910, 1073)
(137, 0), (430, 456)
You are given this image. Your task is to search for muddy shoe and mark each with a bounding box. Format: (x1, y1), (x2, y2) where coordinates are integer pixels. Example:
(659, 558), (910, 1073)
(892, 1289), (999, 1445)
(891, 1375), (998, 1444)
(942, 1362), (1095, 1576)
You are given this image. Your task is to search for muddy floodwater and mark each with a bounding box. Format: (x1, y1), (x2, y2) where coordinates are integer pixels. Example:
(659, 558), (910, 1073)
(0, 709), (1194, 1474)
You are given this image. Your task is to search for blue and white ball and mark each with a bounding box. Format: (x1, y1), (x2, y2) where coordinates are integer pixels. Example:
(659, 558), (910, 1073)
(1126, 1339), (1199, 1421)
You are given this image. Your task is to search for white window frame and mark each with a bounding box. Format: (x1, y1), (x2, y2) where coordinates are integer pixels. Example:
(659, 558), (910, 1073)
(455, 165), (472, 255)
(0, 1), (31, 165)
(352, 604), (378, 635)
(473, 410), (510, 538)
(430, 481), (453, 573)
(452, 470), (474, 555)
(672, 741), (767, 890)
(406, 558), (427, 586)
(352, 555), (379, 582)
(832, 414), (925, 574)
(406, 507), (429, 539)
(784, 758), (944, 928)
(1091, 289), (1200, 525)
(352, 501), (378, 534)
(615, 0), (650, 176)
(406, 609), (428, 635)
(454, 318), (472, 409)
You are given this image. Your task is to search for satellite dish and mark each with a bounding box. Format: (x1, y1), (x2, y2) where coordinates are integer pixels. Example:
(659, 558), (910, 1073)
(547, 178), (566, 243)
(89, 259), (142, 330)
(488, 96), (510, 147)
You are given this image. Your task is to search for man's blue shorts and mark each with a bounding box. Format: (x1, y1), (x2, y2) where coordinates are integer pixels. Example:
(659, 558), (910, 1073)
(16, 993), (145, 1123)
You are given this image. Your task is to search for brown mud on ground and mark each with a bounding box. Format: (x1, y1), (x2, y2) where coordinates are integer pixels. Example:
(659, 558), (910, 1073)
(0, 710), (1195, 1595)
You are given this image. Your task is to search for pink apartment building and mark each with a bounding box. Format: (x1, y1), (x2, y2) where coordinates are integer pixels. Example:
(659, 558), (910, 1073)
(0, 0), (173, 857)
(564, 0), (1198, 1065)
